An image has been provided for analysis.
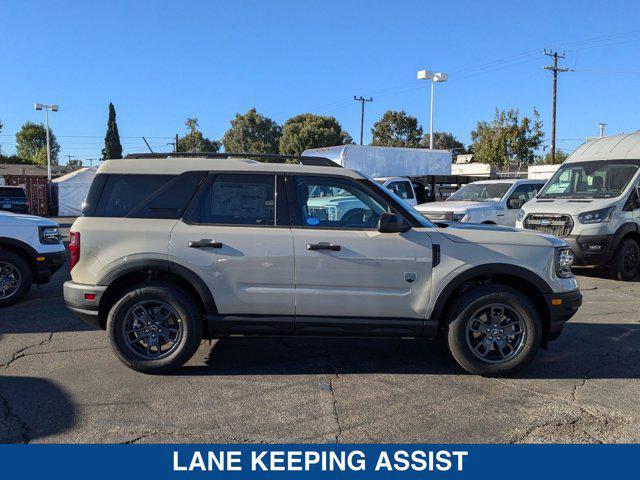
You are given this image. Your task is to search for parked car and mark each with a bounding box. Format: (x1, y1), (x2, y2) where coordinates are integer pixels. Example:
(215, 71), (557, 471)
(518, 131), (640, 280)
(63, 153), (581, 377)
(414, 179), (546, 226)
(0, 211), (66, 306)
(0, 186), (29, 214)
(375, 177), (419, 206)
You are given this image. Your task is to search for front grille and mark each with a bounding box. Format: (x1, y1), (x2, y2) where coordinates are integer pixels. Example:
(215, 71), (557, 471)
(422, 211), (453, 221)
(523, 213), (574, 237)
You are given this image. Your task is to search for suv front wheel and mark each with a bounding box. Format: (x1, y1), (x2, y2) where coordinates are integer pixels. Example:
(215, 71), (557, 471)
(106, 282), (203, 373)
(446, 285), (542, 377)
(0, 251), (32, 307)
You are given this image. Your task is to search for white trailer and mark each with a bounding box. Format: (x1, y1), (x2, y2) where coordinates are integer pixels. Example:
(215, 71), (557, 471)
(302, 145), (452, 177)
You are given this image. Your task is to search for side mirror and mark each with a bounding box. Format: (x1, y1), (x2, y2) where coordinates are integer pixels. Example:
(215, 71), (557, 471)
(508, 198), (524, 209)
(378, 213), (407, 233)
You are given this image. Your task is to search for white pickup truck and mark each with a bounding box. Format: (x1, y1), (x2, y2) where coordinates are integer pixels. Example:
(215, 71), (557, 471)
(414, 179), (546, 226)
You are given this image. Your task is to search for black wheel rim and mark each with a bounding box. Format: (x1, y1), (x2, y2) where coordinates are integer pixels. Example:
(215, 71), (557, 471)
(0, 261), (21, 300)
(623, 246), (638, 273)
(121, 301), (184, 360)
(465, 303), (527, 364)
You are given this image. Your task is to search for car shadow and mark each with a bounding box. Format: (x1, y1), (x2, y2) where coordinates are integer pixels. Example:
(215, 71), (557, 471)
(175, 322), (640, 380)
(0, 376), (76, 443)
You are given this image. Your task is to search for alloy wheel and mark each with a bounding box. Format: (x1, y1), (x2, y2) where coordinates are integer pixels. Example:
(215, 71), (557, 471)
(0, 262), (21, 300)
(623, 246), (638, 273)
(122, 300), (184, 360)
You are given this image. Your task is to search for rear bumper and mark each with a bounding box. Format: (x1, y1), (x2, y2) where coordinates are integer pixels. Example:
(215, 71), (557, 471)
(63, 281), (106, 329)
(565, 234), (615, 266)
(33, 250), (67, 284)
(544, 289), (583, 341)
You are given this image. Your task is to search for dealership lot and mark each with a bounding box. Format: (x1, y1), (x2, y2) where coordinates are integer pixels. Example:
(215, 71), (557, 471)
(1, 218), (639, 444)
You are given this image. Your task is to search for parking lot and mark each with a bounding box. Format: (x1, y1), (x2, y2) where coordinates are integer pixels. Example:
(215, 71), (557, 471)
(1, 217), (639, 444)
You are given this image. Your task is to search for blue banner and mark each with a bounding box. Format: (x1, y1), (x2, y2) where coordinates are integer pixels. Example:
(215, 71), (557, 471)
(0, 444), (637, 479)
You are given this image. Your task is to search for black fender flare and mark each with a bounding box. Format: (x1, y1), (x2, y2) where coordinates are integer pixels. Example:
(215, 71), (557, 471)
(98, 259), (217, 313)
(0, 237), (38, 257)
(429, 263), (553, 322)
(612, 222), (640, 251)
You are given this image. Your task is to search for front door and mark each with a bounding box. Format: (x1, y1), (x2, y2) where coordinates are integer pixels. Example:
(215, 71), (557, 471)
(288, 175), (433, 334)
(169, 173), (295, 332)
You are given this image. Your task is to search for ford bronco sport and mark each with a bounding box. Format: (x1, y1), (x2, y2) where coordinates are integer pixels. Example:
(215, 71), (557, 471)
(64, 153), (582, 376)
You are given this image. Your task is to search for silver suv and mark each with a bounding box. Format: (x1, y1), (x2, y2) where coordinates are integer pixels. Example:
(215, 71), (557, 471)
(64, 153), (582, 376)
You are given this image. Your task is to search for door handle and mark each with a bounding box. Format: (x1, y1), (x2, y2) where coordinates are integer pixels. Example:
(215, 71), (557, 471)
(188, 239), (223, 249)
(307, 242), (341, 251)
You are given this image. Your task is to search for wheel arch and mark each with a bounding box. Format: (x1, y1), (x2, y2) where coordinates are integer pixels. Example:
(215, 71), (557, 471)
(0, 237), (37, 276)
(613, 222), (640, 250)
(96, 259), (217, 330)
(430, 264), (553, 344)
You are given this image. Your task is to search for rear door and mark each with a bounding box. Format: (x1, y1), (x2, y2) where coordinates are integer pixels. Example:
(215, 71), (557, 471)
(288, 174), (433, 335)
(169, 173), (295, 333)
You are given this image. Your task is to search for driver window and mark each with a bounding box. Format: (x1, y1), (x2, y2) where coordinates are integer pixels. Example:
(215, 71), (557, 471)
(387, 181), (415, 200)
(507, 184), (537, 208)
(295, 176), (389, 229)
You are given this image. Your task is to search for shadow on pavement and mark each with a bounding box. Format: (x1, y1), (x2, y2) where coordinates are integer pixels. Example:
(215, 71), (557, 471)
(175, 322), (640, 380)
(0, 376), (76, 443)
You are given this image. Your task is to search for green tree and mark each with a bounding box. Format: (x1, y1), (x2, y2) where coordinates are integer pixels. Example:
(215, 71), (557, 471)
(15, 121), (60, 165)
(102, 102), (123, 160)
(279, 113), (352, 155)
(422, 131), (466, 152)
(537, 148), (569, 165)
(222, 108), (281, 154)
(370, 110), (423, 148)
(470, 108), (544, 168)
(177, 117), (221, 153)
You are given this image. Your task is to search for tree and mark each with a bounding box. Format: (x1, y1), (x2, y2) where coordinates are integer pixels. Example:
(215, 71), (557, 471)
(537, 148), (569, 165)
(222, 108), (281, 154)
(102, 102), (123, 160)
(370, 110), (423, 148)
(0, 118), (3, 154)
(177, 118), (221, 153)
(470, 108), (544, 168)
(15, 122), (60, 165)
(421, 131), (466, 152)
(279, 113), (352, 155)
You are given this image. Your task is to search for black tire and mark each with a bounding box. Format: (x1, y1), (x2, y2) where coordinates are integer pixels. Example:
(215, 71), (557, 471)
(608, 238), (640, 281)
(0, 251), (32, 307)
(106, 282), (203, 374)
(446, 285), (542, 377)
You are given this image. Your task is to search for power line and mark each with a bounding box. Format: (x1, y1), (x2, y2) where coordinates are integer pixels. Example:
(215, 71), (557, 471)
(543, 49), (573, 164)
(353, 96), (373, 145)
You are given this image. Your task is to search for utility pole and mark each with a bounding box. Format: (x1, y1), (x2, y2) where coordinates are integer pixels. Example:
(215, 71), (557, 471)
(353, 96), (373, 145)
(175, 133), (179, 152)
(598, 122), (607, 138)
(543, 50), (572, 164)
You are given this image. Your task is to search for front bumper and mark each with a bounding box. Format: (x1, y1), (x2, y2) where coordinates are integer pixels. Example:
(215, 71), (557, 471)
(33, 250), (67, 284)
(544, 289), (583, 341)
(565, 234), (615, 266)
(63, 281), (107, 329)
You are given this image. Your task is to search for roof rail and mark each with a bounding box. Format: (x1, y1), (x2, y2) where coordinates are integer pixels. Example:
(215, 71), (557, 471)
(122, 152), (341, 167)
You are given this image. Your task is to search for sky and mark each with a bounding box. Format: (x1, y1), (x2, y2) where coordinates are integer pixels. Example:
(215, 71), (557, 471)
(1, 0), (639, 164)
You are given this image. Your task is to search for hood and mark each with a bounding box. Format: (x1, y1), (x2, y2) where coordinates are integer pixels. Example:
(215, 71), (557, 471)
(523, 197), (619, 216)
(0, 211), (59, 227)
(415, 200), (499, 213)
(439, 222), (567, 248)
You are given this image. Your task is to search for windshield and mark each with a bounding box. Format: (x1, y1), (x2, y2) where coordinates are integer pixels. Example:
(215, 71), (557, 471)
(539, 160), (640, 199)
(0, 187), (26, 198)
(447, 183), (512, 202)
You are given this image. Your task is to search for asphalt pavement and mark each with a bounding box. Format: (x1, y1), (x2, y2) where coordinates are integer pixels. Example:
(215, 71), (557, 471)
(1, 218), (639, 443)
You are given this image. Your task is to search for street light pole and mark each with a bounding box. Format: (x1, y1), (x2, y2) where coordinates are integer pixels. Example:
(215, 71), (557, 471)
(34, 103), (59, 181)
(417, 70), (448, 149)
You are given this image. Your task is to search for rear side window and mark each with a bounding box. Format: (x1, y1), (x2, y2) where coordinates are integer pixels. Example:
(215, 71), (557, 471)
(0, 187), (26, 198)
(185, 174), (276, 226)
(87, 172), (205, 218)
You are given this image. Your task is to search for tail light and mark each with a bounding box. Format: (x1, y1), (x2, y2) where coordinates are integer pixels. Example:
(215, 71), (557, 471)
(69, 231), (80, 271)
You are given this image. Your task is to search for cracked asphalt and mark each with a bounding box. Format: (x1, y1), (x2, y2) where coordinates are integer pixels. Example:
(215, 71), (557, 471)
(1, 218), (639, 444)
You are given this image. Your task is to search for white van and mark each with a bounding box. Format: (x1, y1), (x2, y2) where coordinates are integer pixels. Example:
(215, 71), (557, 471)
(517, 131), (640, 280)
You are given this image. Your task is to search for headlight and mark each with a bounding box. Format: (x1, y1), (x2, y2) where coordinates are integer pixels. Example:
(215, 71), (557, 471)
(578, 206), (614, 224)
(39, 226), (62, 244)
(518, 210), (525, 221)
(451, 213), (468, 222)
(555, 247), (574, 278)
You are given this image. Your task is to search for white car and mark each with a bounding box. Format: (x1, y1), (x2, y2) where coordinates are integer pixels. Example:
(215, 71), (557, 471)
(414, 179), (546, 226)
(0, 211), (66, 306)
(63, 152), (581, 377)
(518, 131), (640, 280)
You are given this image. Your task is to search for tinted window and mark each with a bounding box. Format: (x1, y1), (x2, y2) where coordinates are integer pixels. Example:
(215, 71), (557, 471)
(188, 174), (276, 226)
(295, 176), (389, 229)
(387, 181), (415, 200)
(508, 184), (541, 204)
(0, 187), (26, 198)
(93, 174), (174, 217)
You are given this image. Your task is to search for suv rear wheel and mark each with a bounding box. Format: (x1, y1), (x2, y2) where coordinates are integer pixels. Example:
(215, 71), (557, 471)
(446, 285), (542, 377)
(609, 237), (640, 281)
(106, 282), (203, 373)
(0, 251), (32, 307)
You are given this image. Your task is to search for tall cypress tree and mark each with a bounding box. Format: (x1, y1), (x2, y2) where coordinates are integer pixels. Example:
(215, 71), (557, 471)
(102, 102), (123, 160)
